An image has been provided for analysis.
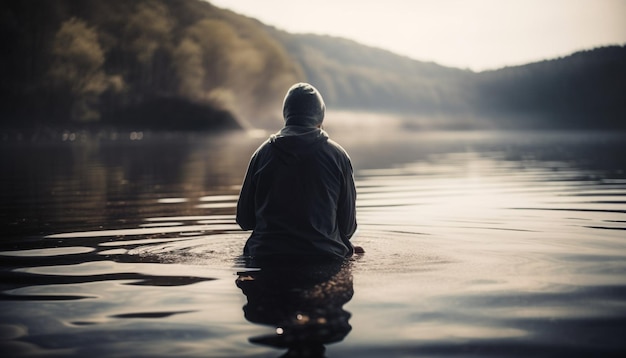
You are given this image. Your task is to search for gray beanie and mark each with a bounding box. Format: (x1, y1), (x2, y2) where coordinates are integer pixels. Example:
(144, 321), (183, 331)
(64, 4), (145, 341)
(282, 83), (325, 127)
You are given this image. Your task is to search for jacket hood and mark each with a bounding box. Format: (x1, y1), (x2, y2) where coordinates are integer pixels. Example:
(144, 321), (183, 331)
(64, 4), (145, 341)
(269, 126), (328, 165)
(282, 83), (325, 127)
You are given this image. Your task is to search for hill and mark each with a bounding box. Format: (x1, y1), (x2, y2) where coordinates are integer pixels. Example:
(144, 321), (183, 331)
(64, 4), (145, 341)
(474, 46), (626, 129)
(0, 0), (302, 130)
(272, 28), (626, 129)
(1, 0), (624, 131)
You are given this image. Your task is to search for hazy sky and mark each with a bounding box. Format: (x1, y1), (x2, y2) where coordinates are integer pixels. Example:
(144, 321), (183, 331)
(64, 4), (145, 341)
(209, 0), (626, 72)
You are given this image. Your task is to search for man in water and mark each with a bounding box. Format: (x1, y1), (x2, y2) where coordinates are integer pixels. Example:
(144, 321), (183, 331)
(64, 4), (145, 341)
(236, 83), (361, 260)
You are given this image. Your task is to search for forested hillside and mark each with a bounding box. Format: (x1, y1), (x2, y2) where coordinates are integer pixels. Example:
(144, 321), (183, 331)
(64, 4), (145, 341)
(474, 46), (626, 129)
(273, 30), (626, 129)
(0, 0), (302, 129)
(270, 31), (484, 129)
(1, 0), (624, 131)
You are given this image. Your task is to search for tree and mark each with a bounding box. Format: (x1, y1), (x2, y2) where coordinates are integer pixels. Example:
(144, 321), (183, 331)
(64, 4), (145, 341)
(48, 18), (112, 122)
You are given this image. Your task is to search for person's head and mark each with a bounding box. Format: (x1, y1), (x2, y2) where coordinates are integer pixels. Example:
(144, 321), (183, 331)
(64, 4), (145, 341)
(282, 83), (325, 128)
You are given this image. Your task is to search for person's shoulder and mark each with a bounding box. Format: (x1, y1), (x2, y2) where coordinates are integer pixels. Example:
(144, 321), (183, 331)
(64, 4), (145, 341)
(249, 137), (273, 159)
(326, 138), (347, 153)
(324, 138), (352, 162)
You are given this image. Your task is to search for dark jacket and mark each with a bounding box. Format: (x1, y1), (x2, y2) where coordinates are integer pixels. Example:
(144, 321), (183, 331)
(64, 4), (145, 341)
(236, 126), (357, 259)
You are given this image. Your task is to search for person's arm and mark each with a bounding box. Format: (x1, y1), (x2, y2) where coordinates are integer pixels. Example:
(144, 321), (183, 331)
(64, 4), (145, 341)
(338, 159), (357, 245)
(236, 155), (257, 231)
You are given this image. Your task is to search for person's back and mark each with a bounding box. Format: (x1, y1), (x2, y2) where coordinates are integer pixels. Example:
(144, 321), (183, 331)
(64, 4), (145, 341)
(236, 83), (357, 260)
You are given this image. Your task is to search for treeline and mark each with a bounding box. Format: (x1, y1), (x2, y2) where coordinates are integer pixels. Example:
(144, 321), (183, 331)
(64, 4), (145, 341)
(1, 0), (624, 131)
(474, 46), (626, 129)
(0, 0), (302, 130)
(271, 31), (479, 128)
(273, 30), (626, 129)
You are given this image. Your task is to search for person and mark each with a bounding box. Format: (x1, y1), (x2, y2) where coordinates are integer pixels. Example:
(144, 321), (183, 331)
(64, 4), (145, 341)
(236, 82), (361, 260)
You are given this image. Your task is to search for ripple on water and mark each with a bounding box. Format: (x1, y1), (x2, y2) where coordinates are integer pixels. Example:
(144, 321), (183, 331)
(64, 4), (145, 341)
(350, 150), (626, 300)
(0, 247), (94, 257)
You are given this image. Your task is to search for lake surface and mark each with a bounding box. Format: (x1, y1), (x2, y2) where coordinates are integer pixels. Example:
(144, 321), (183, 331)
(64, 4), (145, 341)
(1, 127), (626, 357)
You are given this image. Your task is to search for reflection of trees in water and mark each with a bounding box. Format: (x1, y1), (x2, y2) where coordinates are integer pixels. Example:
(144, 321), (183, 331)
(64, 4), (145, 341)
(0, 132), (258, 236)
(237, 259), (354, 357)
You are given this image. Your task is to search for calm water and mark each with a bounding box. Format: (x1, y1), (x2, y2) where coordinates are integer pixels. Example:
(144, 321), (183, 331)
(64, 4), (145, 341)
(1, 128), (626, 357)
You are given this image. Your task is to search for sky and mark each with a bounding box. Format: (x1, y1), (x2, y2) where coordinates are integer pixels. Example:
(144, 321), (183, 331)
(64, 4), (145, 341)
(209, 0), (626, 72)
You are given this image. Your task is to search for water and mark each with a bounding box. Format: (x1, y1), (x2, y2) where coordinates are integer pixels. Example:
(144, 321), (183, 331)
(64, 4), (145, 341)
(1, 128), (626, 357)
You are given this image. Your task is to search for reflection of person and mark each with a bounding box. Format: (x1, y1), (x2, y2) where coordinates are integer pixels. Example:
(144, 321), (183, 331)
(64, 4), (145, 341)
(236, 260), (354, 357)
(237, 83), (361, 259)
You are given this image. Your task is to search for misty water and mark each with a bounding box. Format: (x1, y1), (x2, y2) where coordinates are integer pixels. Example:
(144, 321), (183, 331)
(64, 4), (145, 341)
(1, 125), (626, 357)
